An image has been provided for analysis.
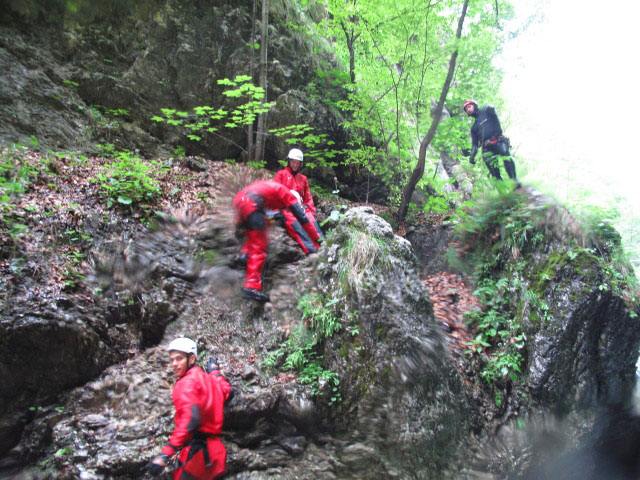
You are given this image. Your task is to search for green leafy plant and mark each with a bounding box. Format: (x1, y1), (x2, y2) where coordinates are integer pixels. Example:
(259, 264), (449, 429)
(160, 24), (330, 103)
(54, 448), (72, 457)
(92, 150), (167, 208)
(173, 145), (186, 158)
(269, 124), (340, 169)
(152, 75), (270, 150)
(264, 293), (348, 405)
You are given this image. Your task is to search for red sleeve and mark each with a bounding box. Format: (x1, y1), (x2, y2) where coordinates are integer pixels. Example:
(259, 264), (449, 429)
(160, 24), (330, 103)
(278, 184), (298, 208)
(301, 176), (316, 214)
(211, 369), (232, 401)
(161, 376), (202, 456)
(273, 169), (286, 186)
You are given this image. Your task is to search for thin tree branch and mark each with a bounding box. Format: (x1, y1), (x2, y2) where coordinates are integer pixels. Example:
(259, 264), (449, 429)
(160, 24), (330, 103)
(396, 0), (470, 221)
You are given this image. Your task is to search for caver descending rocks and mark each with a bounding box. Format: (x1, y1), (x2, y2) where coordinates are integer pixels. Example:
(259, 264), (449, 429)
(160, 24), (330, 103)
(149, 338), (232, 479)
(273, 148), (325, 255)
(464, 99), (521, 188)
(233, 179), (322, 303)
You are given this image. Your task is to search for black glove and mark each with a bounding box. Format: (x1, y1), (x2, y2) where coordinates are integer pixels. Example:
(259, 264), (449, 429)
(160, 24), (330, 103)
(224, 386), (235, 405)
(234, 226), (244, 242)
(206, 357), (220, 373)
(469, 155), (476, 165)
(147, 455), (168, 475)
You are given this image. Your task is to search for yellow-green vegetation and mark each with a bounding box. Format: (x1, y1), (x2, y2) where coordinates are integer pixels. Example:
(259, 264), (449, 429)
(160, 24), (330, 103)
(0, 144), (44, 254)
(338, 226), (391, 299)
(264, 293), (348, 406)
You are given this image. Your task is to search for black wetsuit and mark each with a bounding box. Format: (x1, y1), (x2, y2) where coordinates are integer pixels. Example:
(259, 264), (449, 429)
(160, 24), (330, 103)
(469, 106), (518, 182)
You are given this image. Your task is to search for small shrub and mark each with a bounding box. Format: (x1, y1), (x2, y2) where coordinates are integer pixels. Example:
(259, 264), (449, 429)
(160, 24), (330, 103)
(263, 293), (347, 405)
(92, 150), (167, 208)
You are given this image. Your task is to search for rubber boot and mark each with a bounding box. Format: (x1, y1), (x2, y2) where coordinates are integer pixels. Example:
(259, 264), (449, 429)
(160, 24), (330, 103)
(504, 159), (522, 188)
(483, 154), (502, 180)
(241, 287), (270, 303)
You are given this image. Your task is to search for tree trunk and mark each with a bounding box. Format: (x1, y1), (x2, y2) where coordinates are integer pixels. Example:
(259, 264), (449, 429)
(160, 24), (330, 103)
(253, 0), (268, 163)
(340, 20), (359, 84)
(396, 0), (470, 221)
(246, 0), (257, 161)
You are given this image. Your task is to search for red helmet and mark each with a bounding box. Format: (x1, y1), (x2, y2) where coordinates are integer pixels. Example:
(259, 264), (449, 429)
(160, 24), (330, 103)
(463, 99), (477, 109)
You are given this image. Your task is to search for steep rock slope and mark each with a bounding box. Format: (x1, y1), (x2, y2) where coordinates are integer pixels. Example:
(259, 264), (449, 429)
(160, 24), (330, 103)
(4, 207), (468, 479)
(0, 0), (343, 165)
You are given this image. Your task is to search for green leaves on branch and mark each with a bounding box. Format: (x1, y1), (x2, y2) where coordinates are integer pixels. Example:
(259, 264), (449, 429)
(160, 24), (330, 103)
(269, 124), (339, 169)
(152, 76), (272, 146)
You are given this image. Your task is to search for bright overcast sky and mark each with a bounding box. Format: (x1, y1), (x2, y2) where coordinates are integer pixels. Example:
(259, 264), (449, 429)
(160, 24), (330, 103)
(498, 0), (640, 211)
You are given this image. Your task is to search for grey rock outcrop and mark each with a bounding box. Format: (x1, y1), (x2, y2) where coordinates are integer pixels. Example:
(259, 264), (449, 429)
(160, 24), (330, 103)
(3, 207), (468, 479)
(315, 207), (469, 478)
(0, 0), (341, 163)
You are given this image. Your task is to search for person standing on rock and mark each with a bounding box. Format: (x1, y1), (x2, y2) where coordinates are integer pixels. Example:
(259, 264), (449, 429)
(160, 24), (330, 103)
(464, 100), (521, 187)
(273, 148), (324, 254)
(149, 337), (232, 479)
(233, 179), (322, 303)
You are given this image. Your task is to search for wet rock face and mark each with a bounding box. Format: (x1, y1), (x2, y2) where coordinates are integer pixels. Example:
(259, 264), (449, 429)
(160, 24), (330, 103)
(315, 207), (469, 478)
(0, 0), (335, 162)
(526, 252), (640, 412)
(2, 207), (470, 479)
(0, 314), (115, 414)
(406, 222), (456, 277)
(453, 190), (640, 427)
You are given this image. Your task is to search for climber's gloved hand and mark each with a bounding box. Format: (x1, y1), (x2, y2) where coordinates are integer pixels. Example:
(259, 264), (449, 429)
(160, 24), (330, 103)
(147, 455), (168, 475)
(469, 155), (476, 165)
(272, 211), (285, 226)
(206, 357), (220, 373)
(316, 236), (323, 245)
(234, 225), (244, 242)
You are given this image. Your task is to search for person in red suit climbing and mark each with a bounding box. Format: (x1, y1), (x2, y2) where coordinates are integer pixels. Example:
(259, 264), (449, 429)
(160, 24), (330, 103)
(148, 337), (233, 479)
(233, 179), (322, 303)
(273, 148), (324, 254)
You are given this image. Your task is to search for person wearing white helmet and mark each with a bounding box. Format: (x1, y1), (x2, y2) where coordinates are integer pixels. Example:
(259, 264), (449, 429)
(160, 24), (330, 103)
(273, 148), (324, 254)
(148, 337), (232, 479)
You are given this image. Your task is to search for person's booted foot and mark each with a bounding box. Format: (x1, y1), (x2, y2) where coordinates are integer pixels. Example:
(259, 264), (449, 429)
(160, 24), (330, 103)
(229, 253), (248, 269)
(241, 287), (270, 303)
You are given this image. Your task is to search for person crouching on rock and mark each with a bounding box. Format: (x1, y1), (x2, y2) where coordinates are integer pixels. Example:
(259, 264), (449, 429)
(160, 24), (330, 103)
(233, 179), (322, 304)
(280, 189), (320, 256)
(273, 148), (325, 254)
(148, 337), (232, 479)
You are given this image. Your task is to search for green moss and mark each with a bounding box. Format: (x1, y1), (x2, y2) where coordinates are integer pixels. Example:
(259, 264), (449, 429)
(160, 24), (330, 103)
(381, 365), (393, 382)
(528, 309), (540, 326)
(531, 251), (571, 295)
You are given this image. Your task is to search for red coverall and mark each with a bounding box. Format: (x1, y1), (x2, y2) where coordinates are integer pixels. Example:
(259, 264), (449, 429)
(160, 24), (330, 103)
(161, 366), (232, 480)
(233, 180), (320, 290)
(273, 167), (323, 254)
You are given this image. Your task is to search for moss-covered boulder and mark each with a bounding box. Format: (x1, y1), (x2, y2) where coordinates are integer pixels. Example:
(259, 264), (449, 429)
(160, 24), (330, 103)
(313, 206), (469, 478)
(453, 188), (640, 418)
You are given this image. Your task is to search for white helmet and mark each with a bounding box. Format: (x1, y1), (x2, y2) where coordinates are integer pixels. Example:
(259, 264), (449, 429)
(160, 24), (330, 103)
(290, 190), (302, 204)
(287, 148), (303, 162)
(167, 337), (197, 357)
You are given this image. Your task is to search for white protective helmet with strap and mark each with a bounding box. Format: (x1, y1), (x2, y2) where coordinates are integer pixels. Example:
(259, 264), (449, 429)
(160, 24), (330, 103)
(287, 148), (303, 162)
(167, 337), (197, 357)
